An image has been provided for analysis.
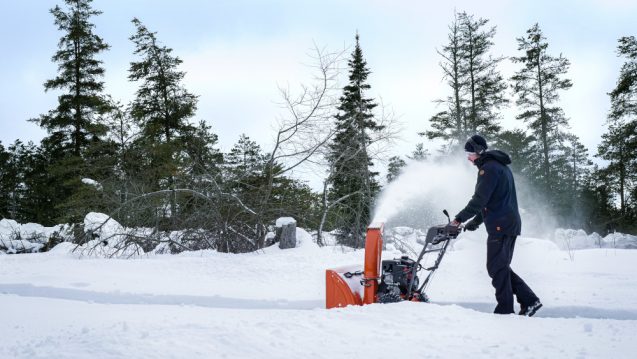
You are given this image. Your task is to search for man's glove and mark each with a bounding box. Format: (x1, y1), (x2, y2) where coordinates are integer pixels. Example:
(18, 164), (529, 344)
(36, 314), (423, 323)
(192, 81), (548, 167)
(463, 221), (480, 232)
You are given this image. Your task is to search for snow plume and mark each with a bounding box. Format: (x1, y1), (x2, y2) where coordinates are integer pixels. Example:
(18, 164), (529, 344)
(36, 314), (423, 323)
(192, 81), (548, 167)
(372, 157), (476, 229)
(372, 156), (558, 236)
(514, 175), (559, 238)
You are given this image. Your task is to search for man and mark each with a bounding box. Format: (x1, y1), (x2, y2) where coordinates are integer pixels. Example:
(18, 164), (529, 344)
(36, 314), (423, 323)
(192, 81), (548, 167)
(451, 135), (542, 316)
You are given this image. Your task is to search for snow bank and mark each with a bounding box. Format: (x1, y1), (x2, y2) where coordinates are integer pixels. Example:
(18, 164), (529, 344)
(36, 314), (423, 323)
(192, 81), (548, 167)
(553, 228), (637, 250)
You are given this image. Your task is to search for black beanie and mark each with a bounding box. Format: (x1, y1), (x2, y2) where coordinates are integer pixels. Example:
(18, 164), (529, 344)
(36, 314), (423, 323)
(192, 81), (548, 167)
(464, 135), (488, 154)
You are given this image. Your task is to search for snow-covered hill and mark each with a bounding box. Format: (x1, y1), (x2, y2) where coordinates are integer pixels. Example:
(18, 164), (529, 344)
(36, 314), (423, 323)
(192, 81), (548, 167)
(1, 227), (636, 358)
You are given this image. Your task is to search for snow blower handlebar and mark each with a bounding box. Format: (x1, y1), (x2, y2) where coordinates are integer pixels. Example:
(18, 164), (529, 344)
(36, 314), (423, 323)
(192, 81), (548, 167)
(406, 210), (461, 300)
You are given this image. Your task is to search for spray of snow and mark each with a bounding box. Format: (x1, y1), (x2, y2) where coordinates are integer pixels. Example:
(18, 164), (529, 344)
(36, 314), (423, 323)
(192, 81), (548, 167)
(372, 157), (477, 229)
(373, 156), (559, 237)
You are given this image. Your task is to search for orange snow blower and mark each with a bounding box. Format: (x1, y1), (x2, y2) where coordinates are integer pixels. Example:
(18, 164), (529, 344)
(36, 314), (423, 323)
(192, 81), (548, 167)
(325, 210), (461, 309)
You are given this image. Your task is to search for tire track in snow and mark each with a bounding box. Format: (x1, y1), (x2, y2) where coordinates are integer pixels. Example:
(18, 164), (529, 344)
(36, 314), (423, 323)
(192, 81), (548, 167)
(3, 283), (635, 320)
(0, 283), (323, 310)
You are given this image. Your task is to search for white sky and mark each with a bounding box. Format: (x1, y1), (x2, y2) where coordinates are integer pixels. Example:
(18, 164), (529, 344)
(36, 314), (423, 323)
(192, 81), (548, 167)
(1, 0), (635, 170)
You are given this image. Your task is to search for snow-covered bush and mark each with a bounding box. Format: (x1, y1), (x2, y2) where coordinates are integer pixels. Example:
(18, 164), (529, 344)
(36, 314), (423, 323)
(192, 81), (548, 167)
(602, 232), (637, 249)
(48, 213), (145, 258)
(553, 228), (637, 250)
(0, 218), (71, 254)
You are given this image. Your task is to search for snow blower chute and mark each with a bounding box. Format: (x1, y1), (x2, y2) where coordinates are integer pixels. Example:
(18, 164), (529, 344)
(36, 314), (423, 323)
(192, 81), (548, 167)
(325, 210), (461, 309)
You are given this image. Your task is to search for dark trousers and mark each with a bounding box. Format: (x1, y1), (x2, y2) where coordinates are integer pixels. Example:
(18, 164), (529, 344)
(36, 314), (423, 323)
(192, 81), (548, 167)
(486, 235), (538, 314)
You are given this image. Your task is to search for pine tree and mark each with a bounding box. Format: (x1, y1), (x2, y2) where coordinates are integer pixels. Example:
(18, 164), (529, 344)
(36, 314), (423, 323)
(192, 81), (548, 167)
(219, 134), (320, 252)
(597, 121), (636, 218)
(218, 135), (268, 252)
(128, 18), (198, 223)
(511, 23), (573, 197)
(553, 134), (594, 225)
(386, 156), (406, 183)
(34, 0), (110, 156)
(408, 143), (430, 161)
(599, 35), (637, 223)
(7, 141), (55, 224)
(327, 33), (383, 247)
(457, 12), (507, 137)
(579, 168), (615, 234)
(609, 36), (637, 121)
(182, 121), (222, 182)
(425, 12), (507, 148)
(0, 143), (12, 218)
(224, 134), (266, 184)
(30, 0), (110, 223)
(494, 129), (535, 177)
(102, 98), (137, 208)
(425, 12), (467, 146)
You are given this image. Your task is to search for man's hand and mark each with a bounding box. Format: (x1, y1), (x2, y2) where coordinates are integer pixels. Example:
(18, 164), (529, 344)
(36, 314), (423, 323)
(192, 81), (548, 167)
(463, 221), (479, 232)
(450, 219), (461, 227)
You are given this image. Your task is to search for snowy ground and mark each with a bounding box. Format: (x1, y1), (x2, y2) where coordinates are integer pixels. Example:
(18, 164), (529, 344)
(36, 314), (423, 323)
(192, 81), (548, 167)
(1, 228), (637, 358)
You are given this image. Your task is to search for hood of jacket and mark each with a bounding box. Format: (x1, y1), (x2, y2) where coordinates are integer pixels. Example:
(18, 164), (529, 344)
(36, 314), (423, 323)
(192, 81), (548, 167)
(474, 150), (511, 167)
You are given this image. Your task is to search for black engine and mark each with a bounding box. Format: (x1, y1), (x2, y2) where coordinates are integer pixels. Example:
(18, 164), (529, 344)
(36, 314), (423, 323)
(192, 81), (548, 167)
(375, 216), (460, 304)
(377, 256), (420, 303)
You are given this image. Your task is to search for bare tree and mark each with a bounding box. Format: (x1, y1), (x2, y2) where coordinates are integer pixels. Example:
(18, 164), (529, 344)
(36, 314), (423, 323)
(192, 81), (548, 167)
(251, 44), (346, 248)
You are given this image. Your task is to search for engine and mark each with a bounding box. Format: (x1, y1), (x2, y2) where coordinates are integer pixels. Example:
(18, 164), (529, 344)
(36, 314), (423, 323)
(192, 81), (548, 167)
(377, 256), (420, 303)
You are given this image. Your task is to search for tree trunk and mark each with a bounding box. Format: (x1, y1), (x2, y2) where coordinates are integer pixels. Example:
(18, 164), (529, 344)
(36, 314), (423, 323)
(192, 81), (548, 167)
(536, 46), (551, 193)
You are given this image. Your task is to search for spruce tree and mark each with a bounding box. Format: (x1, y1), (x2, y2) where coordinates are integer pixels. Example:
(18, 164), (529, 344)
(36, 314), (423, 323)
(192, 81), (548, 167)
(0, 143), (12, 218)
(224, 134), (266, 183)
(219, 135), (267, 252)
(8, 141), (54, 224)
(327, 34), (383, 248)
(386, 156), (406, 183)
(34, 0), (110, 156)
(408, 143), (430, 161)
(31, 0), (110, 223)
(128, 18), (198, 223)
(182, 121), (223, 181)
(511, 23), (573, 196)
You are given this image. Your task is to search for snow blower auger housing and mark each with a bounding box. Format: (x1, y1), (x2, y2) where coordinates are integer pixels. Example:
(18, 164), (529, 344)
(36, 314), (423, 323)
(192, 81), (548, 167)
(325, 210), (460, 309)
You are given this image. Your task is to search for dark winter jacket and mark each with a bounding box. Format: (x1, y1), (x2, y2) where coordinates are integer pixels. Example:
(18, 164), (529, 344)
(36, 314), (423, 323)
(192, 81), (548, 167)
(454, 150), (522, 236)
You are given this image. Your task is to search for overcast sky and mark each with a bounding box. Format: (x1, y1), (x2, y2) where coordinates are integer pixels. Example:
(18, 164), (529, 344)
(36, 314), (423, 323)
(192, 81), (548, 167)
(1, 0), (635, 166)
